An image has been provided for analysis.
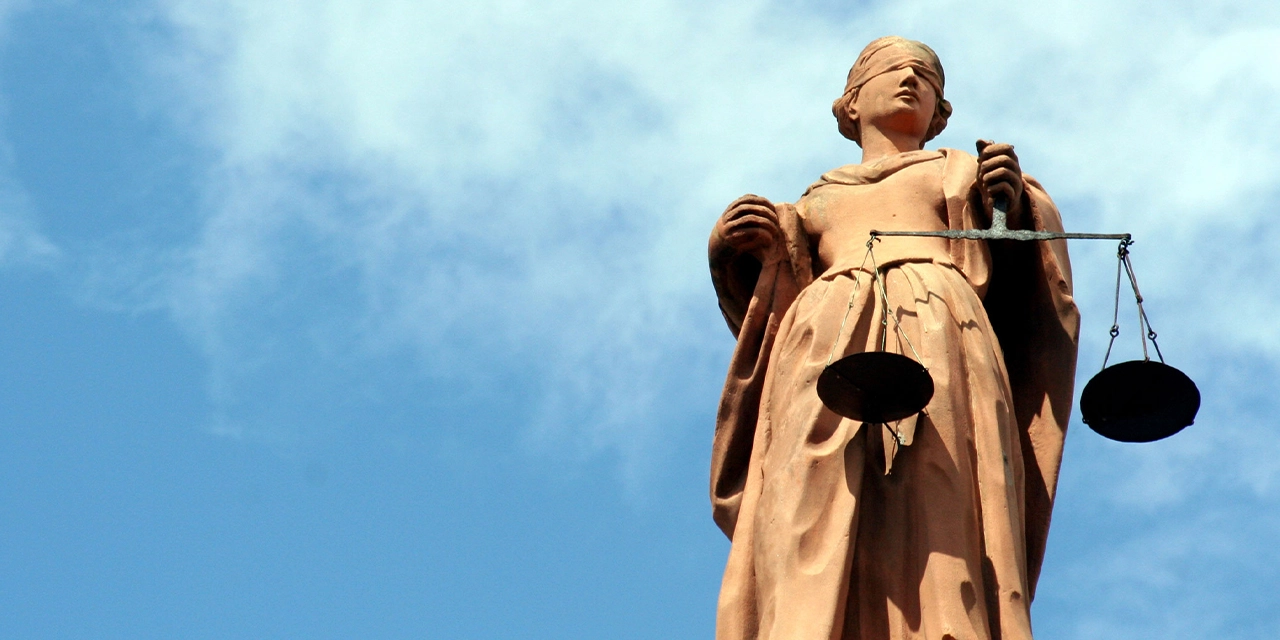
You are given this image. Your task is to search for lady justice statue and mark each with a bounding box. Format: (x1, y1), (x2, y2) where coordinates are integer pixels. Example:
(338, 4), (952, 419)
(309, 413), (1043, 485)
(707, 36), (1079, 639)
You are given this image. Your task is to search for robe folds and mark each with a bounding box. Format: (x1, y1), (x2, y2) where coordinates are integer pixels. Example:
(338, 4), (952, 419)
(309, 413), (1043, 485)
(708, 149), (1080, 640)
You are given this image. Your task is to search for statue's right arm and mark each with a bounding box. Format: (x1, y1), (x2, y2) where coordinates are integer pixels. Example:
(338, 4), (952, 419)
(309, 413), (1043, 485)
(709, 194), (785, 336)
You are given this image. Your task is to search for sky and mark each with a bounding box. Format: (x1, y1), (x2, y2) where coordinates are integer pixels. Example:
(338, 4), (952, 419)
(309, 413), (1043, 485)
(1, 0), (1278, 637)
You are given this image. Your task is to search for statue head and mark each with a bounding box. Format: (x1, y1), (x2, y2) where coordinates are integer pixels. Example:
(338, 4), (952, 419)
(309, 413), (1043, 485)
(832, 36), (953, 147)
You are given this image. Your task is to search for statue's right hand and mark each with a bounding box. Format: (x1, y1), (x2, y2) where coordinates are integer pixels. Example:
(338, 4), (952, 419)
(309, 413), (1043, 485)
(714, 194), (783, 261)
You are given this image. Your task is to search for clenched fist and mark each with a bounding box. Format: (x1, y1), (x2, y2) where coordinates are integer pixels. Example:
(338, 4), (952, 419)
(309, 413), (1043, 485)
(976, 139), (1025, 227)
(712, 194), (784, 262)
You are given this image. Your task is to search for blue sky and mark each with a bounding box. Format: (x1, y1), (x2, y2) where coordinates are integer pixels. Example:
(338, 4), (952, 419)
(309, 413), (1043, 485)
(1, 0), (1279, 637)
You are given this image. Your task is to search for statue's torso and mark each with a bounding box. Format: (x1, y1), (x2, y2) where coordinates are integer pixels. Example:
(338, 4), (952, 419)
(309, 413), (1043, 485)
(797, 156), (953, 275)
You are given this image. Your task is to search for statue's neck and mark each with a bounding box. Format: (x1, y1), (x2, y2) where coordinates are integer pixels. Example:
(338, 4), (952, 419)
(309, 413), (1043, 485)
(859, 128), (926, 165)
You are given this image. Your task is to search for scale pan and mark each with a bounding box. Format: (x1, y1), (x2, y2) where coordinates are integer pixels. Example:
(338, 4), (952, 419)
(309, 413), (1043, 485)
(1080, 360), (1200, 443)
(817, 352), (934, 423)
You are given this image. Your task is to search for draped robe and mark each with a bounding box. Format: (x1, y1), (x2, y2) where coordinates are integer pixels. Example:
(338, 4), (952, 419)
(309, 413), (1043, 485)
(708, 149), (1079, 640)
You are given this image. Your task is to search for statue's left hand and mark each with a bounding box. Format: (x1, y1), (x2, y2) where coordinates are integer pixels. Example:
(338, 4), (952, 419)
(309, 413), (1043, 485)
(977, 140), (1026, 227)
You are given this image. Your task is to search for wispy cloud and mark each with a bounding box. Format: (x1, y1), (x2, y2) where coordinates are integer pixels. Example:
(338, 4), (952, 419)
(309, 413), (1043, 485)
(0, 179), (57, 267)
(131, 0), (1280, 495)
(0, 1), (58, 269)
(39, 0), (1270, 632)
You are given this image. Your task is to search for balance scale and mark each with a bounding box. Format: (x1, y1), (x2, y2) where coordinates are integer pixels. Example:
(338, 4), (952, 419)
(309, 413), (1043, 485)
(815, 184), (1200, 444)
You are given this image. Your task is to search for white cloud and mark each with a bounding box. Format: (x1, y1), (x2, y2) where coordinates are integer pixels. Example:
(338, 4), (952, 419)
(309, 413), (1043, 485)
(0, 180), (57, 267)
(0, 1), (58, 269)
(102, 0), (1280, 631)
(136, 0), (1280, 486)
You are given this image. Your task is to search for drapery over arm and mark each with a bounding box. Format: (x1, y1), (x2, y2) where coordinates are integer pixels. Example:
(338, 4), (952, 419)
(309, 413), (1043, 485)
(980, 174), (1080, 599)
(708, 200), (813, 538)
(937, 148), (1080, 598)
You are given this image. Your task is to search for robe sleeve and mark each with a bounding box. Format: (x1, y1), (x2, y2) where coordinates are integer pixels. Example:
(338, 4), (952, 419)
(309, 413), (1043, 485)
(708, 199), (813, 538)
(981, 174), (1081, 601)
(937, 148), (1079, 599)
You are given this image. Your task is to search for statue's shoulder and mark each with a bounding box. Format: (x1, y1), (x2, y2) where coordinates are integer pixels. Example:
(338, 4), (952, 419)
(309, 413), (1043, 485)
(934, 148), (982, 199)
(800, 164), (861, 200)
(936, 147), (977, 166)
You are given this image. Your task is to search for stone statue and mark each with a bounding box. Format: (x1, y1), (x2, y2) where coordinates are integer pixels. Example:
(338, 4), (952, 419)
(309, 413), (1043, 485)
(707, 36), (1080, 639)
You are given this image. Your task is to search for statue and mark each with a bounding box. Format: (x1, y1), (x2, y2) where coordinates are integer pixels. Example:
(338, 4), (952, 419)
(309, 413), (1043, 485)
(707, 36), (1080, 639)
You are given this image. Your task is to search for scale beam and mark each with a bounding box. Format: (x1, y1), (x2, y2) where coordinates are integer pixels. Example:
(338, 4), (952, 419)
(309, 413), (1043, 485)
(870, 229), (1131, 241)
(870, 199), (1130, 243)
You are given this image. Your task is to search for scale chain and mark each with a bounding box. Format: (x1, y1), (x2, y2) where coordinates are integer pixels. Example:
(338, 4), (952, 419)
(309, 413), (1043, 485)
(1121, 248), (1164, 363)
(1101, 237), (1164, 371)
(867, 238), (926, 367)
(825, 239), (876, 367)
(1125, 246), (1150, 362)
(1102, 239), (1127, 370)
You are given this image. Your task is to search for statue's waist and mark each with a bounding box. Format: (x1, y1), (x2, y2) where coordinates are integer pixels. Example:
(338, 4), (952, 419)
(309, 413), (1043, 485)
(817, 252), (957, 282)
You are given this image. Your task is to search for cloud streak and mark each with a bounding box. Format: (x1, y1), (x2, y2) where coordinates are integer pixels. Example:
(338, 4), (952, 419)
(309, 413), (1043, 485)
(0, 1), (58, 269)
(135, 0), (1280, 463)
(51, 0), (1277, 633)
(0, 182), (57, 267)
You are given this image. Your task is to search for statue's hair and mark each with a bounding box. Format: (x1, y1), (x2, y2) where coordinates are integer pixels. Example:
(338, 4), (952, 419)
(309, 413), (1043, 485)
(832, 36), (953, 147)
